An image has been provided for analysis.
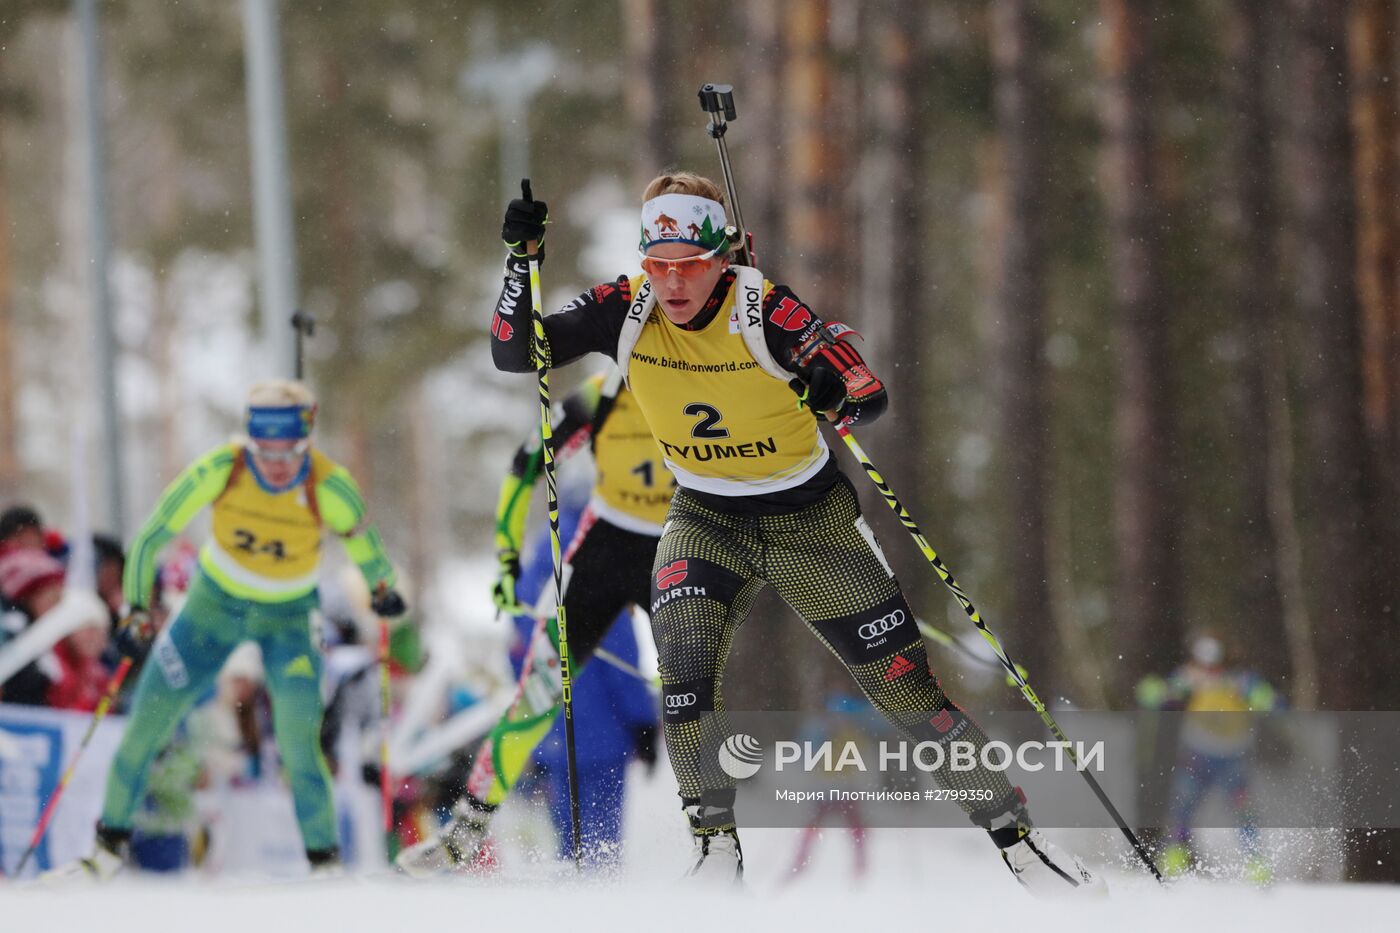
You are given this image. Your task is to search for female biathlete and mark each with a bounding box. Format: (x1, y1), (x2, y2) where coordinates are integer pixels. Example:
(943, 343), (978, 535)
(53, 381), (405, 879)
(488, 172), (1102, 893)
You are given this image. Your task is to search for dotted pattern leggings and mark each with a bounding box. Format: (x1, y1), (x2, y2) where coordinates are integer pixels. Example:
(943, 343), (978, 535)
(650, 475), (1017, 828)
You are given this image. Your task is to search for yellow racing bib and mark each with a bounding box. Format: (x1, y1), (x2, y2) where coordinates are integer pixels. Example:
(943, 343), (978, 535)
(591, 379), (673, 530)
(626, 275), (827, 496)
(204, 448), (333, 596)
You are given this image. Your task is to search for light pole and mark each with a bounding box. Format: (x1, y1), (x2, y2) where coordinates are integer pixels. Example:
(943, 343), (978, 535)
(75, 0), (125, 538)
(243, 0), (300, 381)
(459, 43), (556, 203)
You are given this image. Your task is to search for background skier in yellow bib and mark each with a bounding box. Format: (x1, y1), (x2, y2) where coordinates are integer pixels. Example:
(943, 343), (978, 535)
(489, 172), (1102, 892)
(397, 370), (666, 873)
(55, 380), (405, 879)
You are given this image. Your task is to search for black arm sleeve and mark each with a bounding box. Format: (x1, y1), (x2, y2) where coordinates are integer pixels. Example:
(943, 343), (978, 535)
(490, 256), (631, 372)
(759, 284), (890, 426)
(496, 381), (602, 554)
(505, 382), (599, 480)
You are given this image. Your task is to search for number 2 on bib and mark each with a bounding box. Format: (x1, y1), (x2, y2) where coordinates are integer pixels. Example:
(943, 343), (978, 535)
(684, 403), (729, 440)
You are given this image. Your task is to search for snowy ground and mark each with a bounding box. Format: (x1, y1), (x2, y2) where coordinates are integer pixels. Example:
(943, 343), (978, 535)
(2, 846), (1392, 933)
(5, 757), (1395, 931)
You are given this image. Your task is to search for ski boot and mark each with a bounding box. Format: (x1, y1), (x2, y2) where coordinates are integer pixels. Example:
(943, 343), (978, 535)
(999, 828), (1104, 896)
(683, 795), (743, 884)
(395, 799), (494, 877)
(985, 792), (1105, 897)
(40, 825), (127, 882)
(307, 847), (344, 878)
(686, 830), (744, 883)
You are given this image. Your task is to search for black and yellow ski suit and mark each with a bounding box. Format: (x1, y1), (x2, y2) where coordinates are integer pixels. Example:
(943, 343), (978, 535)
(492, 258), (1022, 837)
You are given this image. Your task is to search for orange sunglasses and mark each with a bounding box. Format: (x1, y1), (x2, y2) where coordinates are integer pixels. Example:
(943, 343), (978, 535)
(639, 244), (725, 279)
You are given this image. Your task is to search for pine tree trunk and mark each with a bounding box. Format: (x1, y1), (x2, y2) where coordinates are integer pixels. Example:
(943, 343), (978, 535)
(1221, 0), (1302, 697)
(1288, 0), (1400, 881)
(741, 0), (783, 267)
(884, 0), (927, 530)
(990, 0), (1056, 699)
(1345, 0), (1400, 717)
(783, 0), (840, 307)
(1348, 0), (1400, 453)
(1289, 0), (1391, 709)
(622, 0), (675, 192)
(849, 0), (946, 658)
(782, 0), (853, 704)
(1099, 0), (1183, 697)
(317, 51), (373, 495)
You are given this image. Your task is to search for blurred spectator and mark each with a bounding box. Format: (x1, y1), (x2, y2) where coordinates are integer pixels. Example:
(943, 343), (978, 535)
(0, 546), (66, 619)
(0, 504), (45, 554)
(46, 618), (113, 711)
(187, 643), (272, 788)
(0, 544), (118, 710)
(0, 503), (68, 563)
(0, 548), (69, 705)
(93, 534), (126, 620)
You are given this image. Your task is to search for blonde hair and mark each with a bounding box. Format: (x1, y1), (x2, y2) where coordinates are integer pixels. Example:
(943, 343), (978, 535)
(643, 171), (726, 208)
(247, 379), (316, 409)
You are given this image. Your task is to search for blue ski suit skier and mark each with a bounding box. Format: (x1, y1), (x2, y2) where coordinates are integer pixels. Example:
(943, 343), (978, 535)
(511, 499), (658, 865)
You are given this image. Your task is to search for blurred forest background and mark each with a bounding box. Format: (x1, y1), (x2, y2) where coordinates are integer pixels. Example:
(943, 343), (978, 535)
(2, 0), (1399, 874)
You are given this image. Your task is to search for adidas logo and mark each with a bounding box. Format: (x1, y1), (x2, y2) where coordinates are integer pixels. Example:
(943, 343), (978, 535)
(884, 654), (916, 681)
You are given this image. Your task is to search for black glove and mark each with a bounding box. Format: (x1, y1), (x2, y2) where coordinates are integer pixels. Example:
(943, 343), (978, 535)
(790, 364), (847, 419)
(501, 197), (549, 256)
(114, 609), (156, 659)
(632, 724), (658, 773)
(372, 587), (408, 618)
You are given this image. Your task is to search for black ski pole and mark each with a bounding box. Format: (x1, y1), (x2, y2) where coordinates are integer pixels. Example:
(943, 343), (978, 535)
(695, 81), (1164, 884)
(291, 308), (315, 380)
(520, 178), (584, 869)
(835, 424), (1163, 883)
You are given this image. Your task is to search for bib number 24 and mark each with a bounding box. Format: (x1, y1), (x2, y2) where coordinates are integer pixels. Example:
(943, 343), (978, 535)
(232, 528), (288, 561)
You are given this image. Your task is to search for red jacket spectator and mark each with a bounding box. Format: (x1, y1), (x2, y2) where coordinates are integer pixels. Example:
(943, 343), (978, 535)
(47, 627), (113, 711)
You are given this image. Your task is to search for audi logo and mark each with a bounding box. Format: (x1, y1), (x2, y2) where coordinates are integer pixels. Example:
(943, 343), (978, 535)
(858, 609), (906, 641)
(666, 692), (698, 709)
